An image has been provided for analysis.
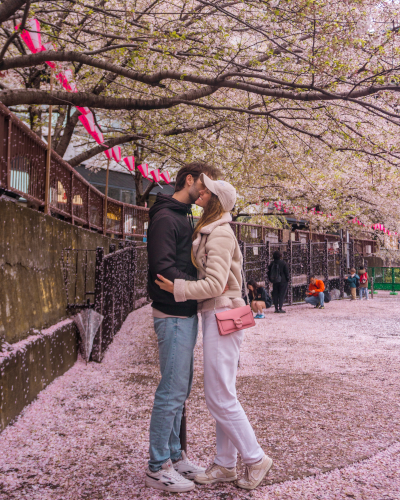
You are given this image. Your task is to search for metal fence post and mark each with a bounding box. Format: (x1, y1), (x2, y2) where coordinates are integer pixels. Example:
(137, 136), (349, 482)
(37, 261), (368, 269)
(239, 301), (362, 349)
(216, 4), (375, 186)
(265, 241), (270, 292)
(239, 240), (246, 298)
(287, 240), (293, 305)
(132, 241), (137, 310)
(6, 115), (11, 190)
(323, 240), (329, 289)
(339, 238), (344, 298)
(92, 247), (104, 362)
(349, 238), (355, 270)
(307, 240), (312, 284)
(390, 267), (398, 295)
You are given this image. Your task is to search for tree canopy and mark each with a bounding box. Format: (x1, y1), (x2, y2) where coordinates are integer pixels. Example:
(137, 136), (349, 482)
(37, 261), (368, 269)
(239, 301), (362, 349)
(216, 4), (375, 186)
(1, 0), (400, 236)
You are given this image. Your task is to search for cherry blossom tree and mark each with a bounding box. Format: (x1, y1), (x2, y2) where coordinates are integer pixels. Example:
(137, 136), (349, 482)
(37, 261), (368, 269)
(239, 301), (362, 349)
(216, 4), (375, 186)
(0, 0), (399, 231)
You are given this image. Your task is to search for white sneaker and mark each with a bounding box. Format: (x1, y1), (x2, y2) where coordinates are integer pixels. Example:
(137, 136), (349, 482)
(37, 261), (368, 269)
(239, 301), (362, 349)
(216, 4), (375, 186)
(237, 454), (273, 490)
(194, 462), (237, 484)
(173, 450), (206, 479)
(145, 459), (195, 492)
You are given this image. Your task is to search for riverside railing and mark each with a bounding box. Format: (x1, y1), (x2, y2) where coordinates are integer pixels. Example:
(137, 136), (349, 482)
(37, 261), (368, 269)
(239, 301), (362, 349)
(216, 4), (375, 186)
(0, 102), (149, 239)
(0, 103), (379, 254)
(241, 238), (370, 304)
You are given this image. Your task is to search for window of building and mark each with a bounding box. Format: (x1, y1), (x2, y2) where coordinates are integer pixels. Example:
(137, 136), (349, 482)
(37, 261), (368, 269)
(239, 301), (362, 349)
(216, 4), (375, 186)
(121, 190), (136, 205)
(57, 181), (67, 203)
(73, 194), (83, 205)
(108, 187), (120, 201)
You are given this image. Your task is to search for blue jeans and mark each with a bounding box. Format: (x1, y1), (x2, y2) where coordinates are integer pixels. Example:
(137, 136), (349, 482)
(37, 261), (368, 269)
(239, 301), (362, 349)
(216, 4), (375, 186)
(305, 292), (325, 306)
(149, 315), (198, 471)
(359, 288), (368, 300)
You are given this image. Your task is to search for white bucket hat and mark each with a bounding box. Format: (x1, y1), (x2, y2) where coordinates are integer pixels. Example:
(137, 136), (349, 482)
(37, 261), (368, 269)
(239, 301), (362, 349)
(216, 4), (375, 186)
(200, 173), (236, 212)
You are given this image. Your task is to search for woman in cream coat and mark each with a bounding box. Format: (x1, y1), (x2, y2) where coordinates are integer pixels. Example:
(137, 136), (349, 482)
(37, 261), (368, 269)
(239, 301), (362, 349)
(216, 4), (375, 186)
(156, 174), (273, 491)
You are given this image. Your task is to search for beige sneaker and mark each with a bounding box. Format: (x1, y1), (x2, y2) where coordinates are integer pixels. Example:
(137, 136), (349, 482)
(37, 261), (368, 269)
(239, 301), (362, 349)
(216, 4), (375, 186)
(237, 455), (273, 490)
(194, 463), (237, 485)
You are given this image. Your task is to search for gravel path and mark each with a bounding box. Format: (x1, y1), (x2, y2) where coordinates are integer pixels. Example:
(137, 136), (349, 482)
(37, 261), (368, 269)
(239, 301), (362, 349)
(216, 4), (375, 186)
(1, 294), (400, 500)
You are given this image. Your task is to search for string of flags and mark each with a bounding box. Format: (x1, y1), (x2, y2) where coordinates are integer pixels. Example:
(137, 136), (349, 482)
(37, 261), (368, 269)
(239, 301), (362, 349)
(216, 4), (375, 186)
(15, 19), (171, 185)
(262, 201), (398, 237)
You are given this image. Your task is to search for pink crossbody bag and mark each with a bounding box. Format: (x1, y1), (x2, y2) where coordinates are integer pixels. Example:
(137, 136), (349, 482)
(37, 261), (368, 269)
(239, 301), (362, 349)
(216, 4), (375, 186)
(214, 269), (255, 336)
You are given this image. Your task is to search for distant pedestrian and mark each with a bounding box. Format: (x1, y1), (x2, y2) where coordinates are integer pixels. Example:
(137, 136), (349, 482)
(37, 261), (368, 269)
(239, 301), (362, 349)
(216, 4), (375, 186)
(344, 268), (359, 300)
(247, 279), (272, 319)
(358, 266), (369, 300)
(305, 276), (325, 309)
(268, 251), (289, 314)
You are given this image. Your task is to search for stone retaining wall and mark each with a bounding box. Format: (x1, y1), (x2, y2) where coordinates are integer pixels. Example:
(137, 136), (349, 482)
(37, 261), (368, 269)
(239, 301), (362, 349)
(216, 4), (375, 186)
(0, 197), (114, 345)
(0, 319), (78, 431)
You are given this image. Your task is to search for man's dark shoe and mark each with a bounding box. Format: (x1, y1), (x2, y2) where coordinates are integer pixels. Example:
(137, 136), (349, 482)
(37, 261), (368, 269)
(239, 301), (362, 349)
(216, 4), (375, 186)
(274, 310), (280, 313)
(279, 309), (286, 313)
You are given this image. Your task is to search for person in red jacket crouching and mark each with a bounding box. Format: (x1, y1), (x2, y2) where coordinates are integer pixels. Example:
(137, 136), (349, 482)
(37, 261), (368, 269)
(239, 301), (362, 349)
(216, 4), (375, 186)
(305, 276), (325, 309)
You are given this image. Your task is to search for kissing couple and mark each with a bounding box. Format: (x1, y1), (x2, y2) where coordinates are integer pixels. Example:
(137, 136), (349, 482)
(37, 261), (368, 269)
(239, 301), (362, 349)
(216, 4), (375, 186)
(145, 162), (273, 492)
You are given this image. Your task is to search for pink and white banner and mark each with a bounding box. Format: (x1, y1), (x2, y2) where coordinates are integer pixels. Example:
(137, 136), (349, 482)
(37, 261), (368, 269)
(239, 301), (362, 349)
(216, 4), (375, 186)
(78, 112), (96, 134)
(123, 156), (135, 171)
(160, 171), (171, 184)
(17, 19), (42, 54)
(149, 169), (161, 182)
(137, 164), (149, 178)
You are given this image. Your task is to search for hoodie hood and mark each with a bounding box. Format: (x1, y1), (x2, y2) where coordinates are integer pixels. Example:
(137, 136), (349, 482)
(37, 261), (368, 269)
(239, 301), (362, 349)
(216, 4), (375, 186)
(149, 193), (192, 220)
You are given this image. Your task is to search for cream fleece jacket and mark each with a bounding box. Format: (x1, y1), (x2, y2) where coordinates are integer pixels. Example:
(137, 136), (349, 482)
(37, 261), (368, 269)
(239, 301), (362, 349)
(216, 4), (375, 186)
(173, 212), (245, 312)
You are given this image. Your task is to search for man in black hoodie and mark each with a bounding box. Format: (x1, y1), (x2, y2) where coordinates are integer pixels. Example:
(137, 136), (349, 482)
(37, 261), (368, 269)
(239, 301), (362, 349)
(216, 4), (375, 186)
(145, 162), (219, 493)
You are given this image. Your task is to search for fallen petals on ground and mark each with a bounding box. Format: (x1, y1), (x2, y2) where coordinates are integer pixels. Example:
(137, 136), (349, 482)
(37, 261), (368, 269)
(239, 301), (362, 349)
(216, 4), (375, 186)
(0, 294), (399, 499)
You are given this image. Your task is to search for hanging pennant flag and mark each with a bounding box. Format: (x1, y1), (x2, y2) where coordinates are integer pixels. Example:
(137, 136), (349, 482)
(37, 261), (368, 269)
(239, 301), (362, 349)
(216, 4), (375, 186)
(91, 125), (104, 144)
(78, 112), (96, 134)
(61, 69), (77, 92)
(149, 169), (161, 182)
(76, 106), (91, 115)
(104, 146), (121, 162)
(68, 81), (78, 93)
(40, 42), (56, 68)
(123, 156), (135, 171)
(137, 164), (149, 178)
(56, 72), (65, 85)
(111, 146), (121, 162)
(17, 19), (42, 54)
(160, 171), (171, 184)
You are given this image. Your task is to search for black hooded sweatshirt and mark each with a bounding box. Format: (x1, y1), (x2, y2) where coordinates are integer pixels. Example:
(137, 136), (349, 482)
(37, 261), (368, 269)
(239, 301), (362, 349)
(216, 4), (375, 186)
(147, 193), (198, 317)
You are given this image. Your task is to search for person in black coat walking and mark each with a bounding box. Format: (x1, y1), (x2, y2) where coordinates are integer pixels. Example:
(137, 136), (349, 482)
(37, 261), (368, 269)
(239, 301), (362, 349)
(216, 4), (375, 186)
(267, 250), (290, 313)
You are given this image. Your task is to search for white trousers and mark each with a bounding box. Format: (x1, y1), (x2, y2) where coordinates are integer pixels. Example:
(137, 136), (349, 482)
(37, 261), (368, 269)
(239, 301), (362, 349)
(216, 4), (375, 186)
(202, 308), (264, 468)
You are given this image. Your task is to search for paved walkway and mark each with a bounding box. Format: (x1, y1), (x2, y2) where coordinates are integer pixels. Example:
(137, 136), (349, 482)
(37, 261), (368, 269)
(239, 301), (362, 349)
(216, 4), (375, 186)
(1, 295), (400, 500)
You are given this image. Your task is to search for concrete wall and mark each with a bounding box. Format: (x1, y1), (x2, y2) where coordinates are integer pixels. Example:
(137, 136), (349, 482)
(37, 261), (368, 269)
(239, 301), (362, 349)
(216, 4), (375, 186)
(0, 319), (78, 431)
(0, 197), (114, 345)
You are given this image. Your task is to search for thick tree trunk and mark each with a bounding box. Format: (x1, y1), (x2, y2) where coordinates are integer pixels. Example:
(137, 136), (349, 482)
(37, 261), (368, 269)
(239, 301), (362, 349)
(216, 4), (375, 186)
(133, 148), (155, 206)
